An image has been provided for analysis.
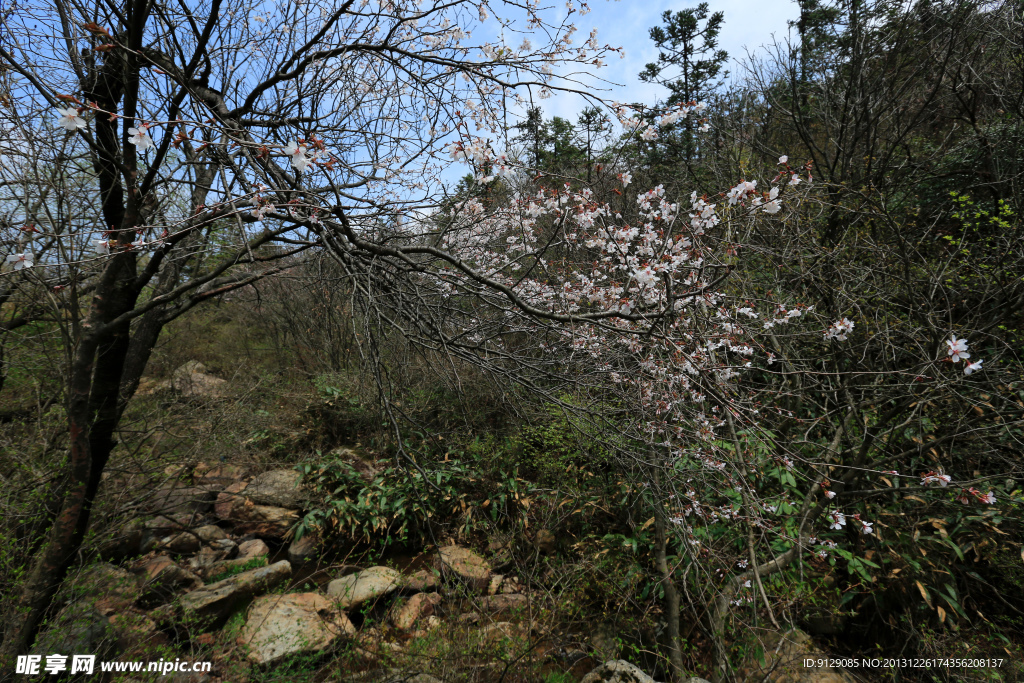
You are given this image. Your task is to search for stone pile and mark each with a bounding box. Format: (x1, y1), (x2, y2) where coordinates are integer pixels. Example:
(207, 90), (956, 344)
(60, 462), (613, 683)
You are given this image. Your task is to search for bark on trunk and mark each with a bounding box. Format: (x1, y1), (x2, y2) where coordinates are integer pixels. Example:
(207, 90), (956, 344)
(654, 501), (685, 682)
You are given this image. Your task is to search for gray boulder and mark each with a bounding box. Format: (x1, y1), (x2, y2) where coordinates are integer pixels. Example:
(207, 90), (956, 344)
(478, 593), (529, 614)
(193, 525), (228, 543)
(237, 538), (270, 559)
(32, 600), (117, 659)
(135, 556), (203, 608)
(392, 592), (442, 630)
(435, 545), (491, 591)
(287, 532), (319, 565)
(147, 484), (217, 517)
(231, 501), (300, 538)
(403, 569), (440, 593)
(327, 566), (401, 609)
(581, 660), (660, 683)
(238, 592), (354, 665)
(172, 361), (227, 398)
(245, 469), (305, 509)
(179, 560), (291, 624)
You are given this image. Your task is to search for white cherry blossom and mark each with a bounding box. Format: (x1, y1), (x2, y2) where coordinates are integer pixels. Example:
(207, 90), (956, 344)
(829, 511), (846, 529)
(284, 141), (311, 171)
(921, 472), (952, 487)
(128, 123), (154, 150)
(6, 253), (33, 270)
(946, 335), (969, 362)
(57, 107), (86, 131)
(824, 318), (854, 341)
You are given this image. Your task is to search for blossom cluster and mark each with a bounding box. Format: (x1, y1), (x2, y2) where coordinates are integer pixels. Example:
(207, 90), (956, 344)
(947, 335), (983, 374)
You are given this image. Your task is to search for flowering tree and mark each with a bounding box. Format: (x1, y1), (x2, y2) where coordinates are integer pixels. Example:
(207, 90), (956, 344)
(330, 112), (1017, 678)
(0, 0), (618, 658)
(1, 0), (1017, 678)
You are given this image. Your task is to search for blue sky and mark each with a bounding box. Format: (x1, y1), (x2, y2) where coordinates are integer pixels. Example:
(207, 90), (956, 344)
(535, 0), (799, 121)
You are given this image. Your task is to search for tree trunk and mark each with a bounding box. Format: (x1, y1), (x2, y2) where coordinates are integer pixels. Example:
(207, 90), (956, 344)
(654, 498), (685, 681)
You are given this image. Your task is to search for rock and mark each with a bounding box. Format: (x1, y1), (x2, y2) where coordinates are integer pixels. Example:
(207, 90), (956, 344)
(32, 600), (117, 659)
(202, 556), (267, 581)
(478, 622), (525, 645)
(478, 593), (530, 614)
(232, 501), (300, 538)
(534, 528), (557, 554)
(145, 514), (193, 533)
(194, 525), (228, 543)
(392, 592), (442, 630)
(161, 531), (201, 555)
(136, 376), (172, 396)
(210, 538), (238, 558)
(738, 629), (857, 683)
(331, 447), (379, 483)
(403, 569), (440, 593)
(172, 361), (227, 398)
(108, 611), (169, 654)
(189, 547), (227, 574)
(179, 560), (292, 625)
(194, 463), (247, 485)
(500, 576), (524, 594)
(98, 520), (147, 563)
(245, 469), (305, 509)
(385, 675), (443, 683)
(590, 623), (620, 661)
(405, 675), (443, 683)
(147, 484), (217, 517)
(580, 660), (658, 683)
(238, 593), (354, 666)
(214, 480), (249, 519)
(76, 563), (140, 609)
(487, 574), (504, 596)
(351, 629), (406, 664)
(486, 538), (510, 554)
(486, 537), (512, 564)
(135, 556), (203, 608)
(237, 538), (270, 559)
(458, 612), (481, 625)
(288, 532), (319, 565)
(435, 545), (491, 591)
(327, 566), (401, 609)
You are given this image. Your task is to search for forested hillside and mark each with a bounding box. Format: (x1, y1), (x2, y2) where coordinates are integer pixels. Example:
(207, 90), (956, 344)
(1, 1), (1022, 681)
